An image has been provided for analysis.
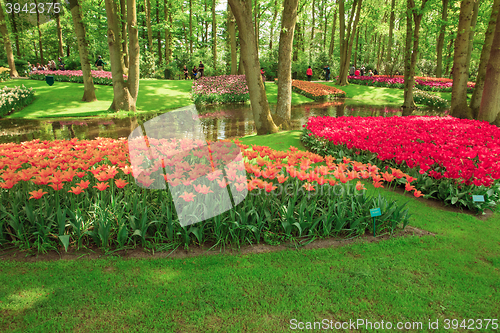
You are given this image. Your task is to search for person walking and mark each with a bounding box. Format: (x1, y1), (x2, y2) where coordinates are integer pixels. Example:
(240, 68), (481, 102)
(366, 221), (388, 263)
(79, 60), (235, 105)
(95, 56), (106, 71)
(183, 65), (189, 79)
(306, 66), (313, 81)
(360, 65), (365, 76)
(323, 65), (331, 81)
(260, 68), (266, 87)
(349, 65), (355, 76)
(199, 61), (205, 77)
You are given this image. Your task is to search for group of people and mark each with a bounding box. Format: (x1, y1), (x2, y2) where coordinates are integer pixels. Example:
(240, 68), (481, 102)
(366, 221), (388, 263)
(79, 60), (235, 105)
(349, 65), (378, 76)
(28, 58), (65, 72)
(183, 61), (205, 80)
(305, 65), (332, 81)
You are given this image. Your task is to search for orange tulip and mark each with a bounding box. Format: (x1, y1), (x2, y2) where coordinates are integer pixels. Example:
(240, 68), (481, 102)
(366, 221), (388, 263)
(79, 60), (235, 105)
(115, 179), (128, 188)
(29, 189), (48, 199)
(179, 191), (196, 202)
(93, 182), (110, 191)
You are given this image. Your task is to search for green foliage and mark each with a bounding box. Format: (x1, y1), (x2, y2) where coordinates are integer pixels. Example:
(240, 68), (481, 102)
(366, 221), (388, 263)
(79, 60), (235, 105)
(413, 88), (449, 108)
(140, 50), (157, 79)
(0, 85), (36, 118)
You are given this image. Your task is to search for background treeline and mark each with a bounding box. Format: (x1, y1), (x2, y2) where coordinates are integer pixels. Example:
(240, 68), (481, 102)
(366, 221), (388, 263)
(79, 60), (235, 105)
(0, 0), (495, 81)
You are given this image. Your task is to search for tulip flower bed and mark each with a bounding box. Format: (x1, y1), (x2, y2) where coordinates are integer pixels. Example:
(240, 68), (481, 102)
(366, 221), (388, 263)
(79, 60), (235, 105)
(348, 75), (475, 93)
(29, 70), (127, 86)
(192, 75), (250, 104)
(0, 85), (35, 118)
(291, 80), (346, 101)
(301, 116), (500, 212)
(0, 137), (411, 253)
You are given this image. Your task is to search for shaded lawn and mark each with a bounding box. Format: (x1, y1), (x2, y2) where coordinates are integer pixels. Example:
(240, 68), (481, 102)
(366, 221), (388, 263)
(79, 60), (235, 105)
(4, 79), (313, 119)
(1, 131), (499, 332)
(3, 79), (193, 119)
(322, 82), (404, 106)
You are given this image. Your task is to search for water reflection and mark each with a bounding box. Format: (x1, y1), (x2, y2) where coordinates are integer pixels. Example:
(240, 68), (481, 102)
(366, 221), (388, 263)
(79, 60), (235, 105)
(0, 102), (448, 144)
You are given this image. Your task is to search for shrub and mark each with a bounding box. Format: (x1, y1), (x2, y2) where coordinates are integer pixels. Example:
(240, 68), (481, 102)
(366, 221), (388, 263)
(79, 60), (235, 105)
(29, 70), (127, 85)
(0, 85), (35, 118)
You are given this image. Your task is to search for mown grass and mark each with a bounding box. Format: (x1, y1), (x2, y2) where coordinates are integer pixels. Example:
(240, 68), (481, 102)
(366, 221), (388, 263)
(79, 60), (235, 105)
(1, 131), (499, 332)
(2, 79), (313, 119)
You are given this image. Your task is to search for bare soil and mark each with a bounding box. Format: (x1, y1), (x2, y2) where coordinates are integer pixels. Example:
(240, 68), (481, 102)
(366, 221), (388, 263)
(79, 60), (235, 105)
(0, 226), (434, 263)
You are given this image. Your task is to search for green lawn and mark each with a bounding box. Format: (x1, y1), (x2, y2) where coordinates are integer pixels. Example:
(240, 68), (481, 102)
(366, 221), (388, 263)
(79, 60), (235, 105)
(4, 79), (313, 119)
(1, 131), (499, 332)
(323, 82), (405, 106)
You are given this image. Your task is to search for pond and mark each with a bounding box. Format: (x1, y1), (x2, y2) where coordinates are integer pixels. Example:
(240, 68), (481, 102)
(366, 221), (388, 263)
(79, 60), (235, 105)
(0, 102), (448, 144)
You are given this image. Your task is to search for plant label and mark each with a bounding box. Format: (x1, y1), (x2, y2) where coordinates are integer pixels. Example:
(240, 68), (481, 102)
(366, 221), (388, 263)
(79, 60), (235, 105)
(472, 195), (485, 202)
(370, 208), (381, 217)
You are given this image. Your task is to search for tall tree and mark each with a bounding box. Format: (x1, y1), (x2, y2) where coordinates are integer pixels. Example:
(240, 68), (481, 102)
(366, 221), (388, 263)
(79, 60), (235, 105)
(477, 6), (500, 124)
(105, 0), (140, 111)
(274, 0), (299, 129)
(0, 1), (18, 77)
(145, 0), (153, 51)
(69, 0), (97, 102)
(402, 0), (429, 116)
(470, 0), (500, 118)
(34, 0), (44, 65)
(228, 0), (278, 134)
(386, 0), (396, 64)
(451, 0), (477, 119)
(164, 0), (172, 63)
(9, 10), (20, 57)
(212, 0), (217, 71)
(227, 3), (238, 74)
(328, 7), (337, 58)
(56, 0), (64, 57)
(337, 0), (362, 86)
(189, 0), (193, 55)
(120, 0), (129, 69)
(435, 0), (449, 77)
(157, 0), (162, 65)
(269, 0), (278, 50)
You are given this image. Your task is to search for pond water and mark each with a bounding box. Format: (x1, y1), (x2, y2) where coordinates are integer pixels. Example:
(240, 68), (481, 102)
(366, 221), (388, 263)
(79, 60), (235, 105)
(0, 102), (448, 144)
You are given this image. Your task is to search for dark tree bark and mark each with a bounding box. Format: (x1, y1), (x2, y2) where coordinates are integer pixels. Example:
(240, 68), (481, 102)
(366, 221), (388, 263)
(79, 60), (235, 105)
(328, 7), (337, 58)
(212, 0), (217, 71)
(228, 3), (238, 74)
(436, 0), (448, 77)
(274, 0), (299, 129)
(120, 0), (129, 69)
(471, 0), (500, 118)
(189, 0), (193, 54)
(337, 0), (363, 86)
(228, 0), (278, 134)
(451, 0), (476, 119)
(34, 0), (44, 65)
(386, 0), (396, 63)
(269, 0), (278, 50)
(477, 5), (500, 124)
(402, 0), (428, 116)
(9, 10), (20, 57)
(56, 1), (64, 57)
(69, 0), (97, 102)
(0, 1), (18, 77)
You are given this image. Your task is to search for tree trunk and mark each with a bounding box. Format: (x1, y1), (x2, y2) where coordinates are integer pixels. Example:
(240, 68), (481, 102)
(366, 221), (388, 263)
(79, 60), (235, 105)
(145, 0), (153, 51)
(402, 0), (428, 116)
(477, 6), (500, 124)
(56, 2), (64, 57)
(274, 0), (299, 130)
(386, 0), (395, 63)
(436, 0), (448, 78)
(0, 1), (18, 77)
(444, 37), (454, 77)
(329, 7), (337, 57)
(451, 0), (476, 119)
(212, 0), (217, 71)
(269, 0), (278, 50)
(34, 0), (44, 65)
(189, 0), (193, 54)
(402, 2), (414, 115)
(470, 0), (500, 118)
(157, 0), (162, 65)
(353, 29), (359, 68)
(121, 0), (129, 68)
(228, 0), (278, 135)
(311, 0), (315, 40)
(105, 0), (139, 111)
(465, 0), (479, 73)
(228, 4), (238, 74)
(69, 0), (97, 102)
(337, 0), (362, 86)
(9, 11), (20, 57)
(164, 0), (171, 63)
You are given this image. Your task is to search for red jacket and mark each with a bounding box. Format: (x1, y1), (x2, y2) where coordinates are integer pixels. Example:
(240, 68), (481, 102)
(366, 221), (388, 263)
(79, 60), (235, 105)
(306, 68), (313, 76)
(354, 69), (360, 76)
